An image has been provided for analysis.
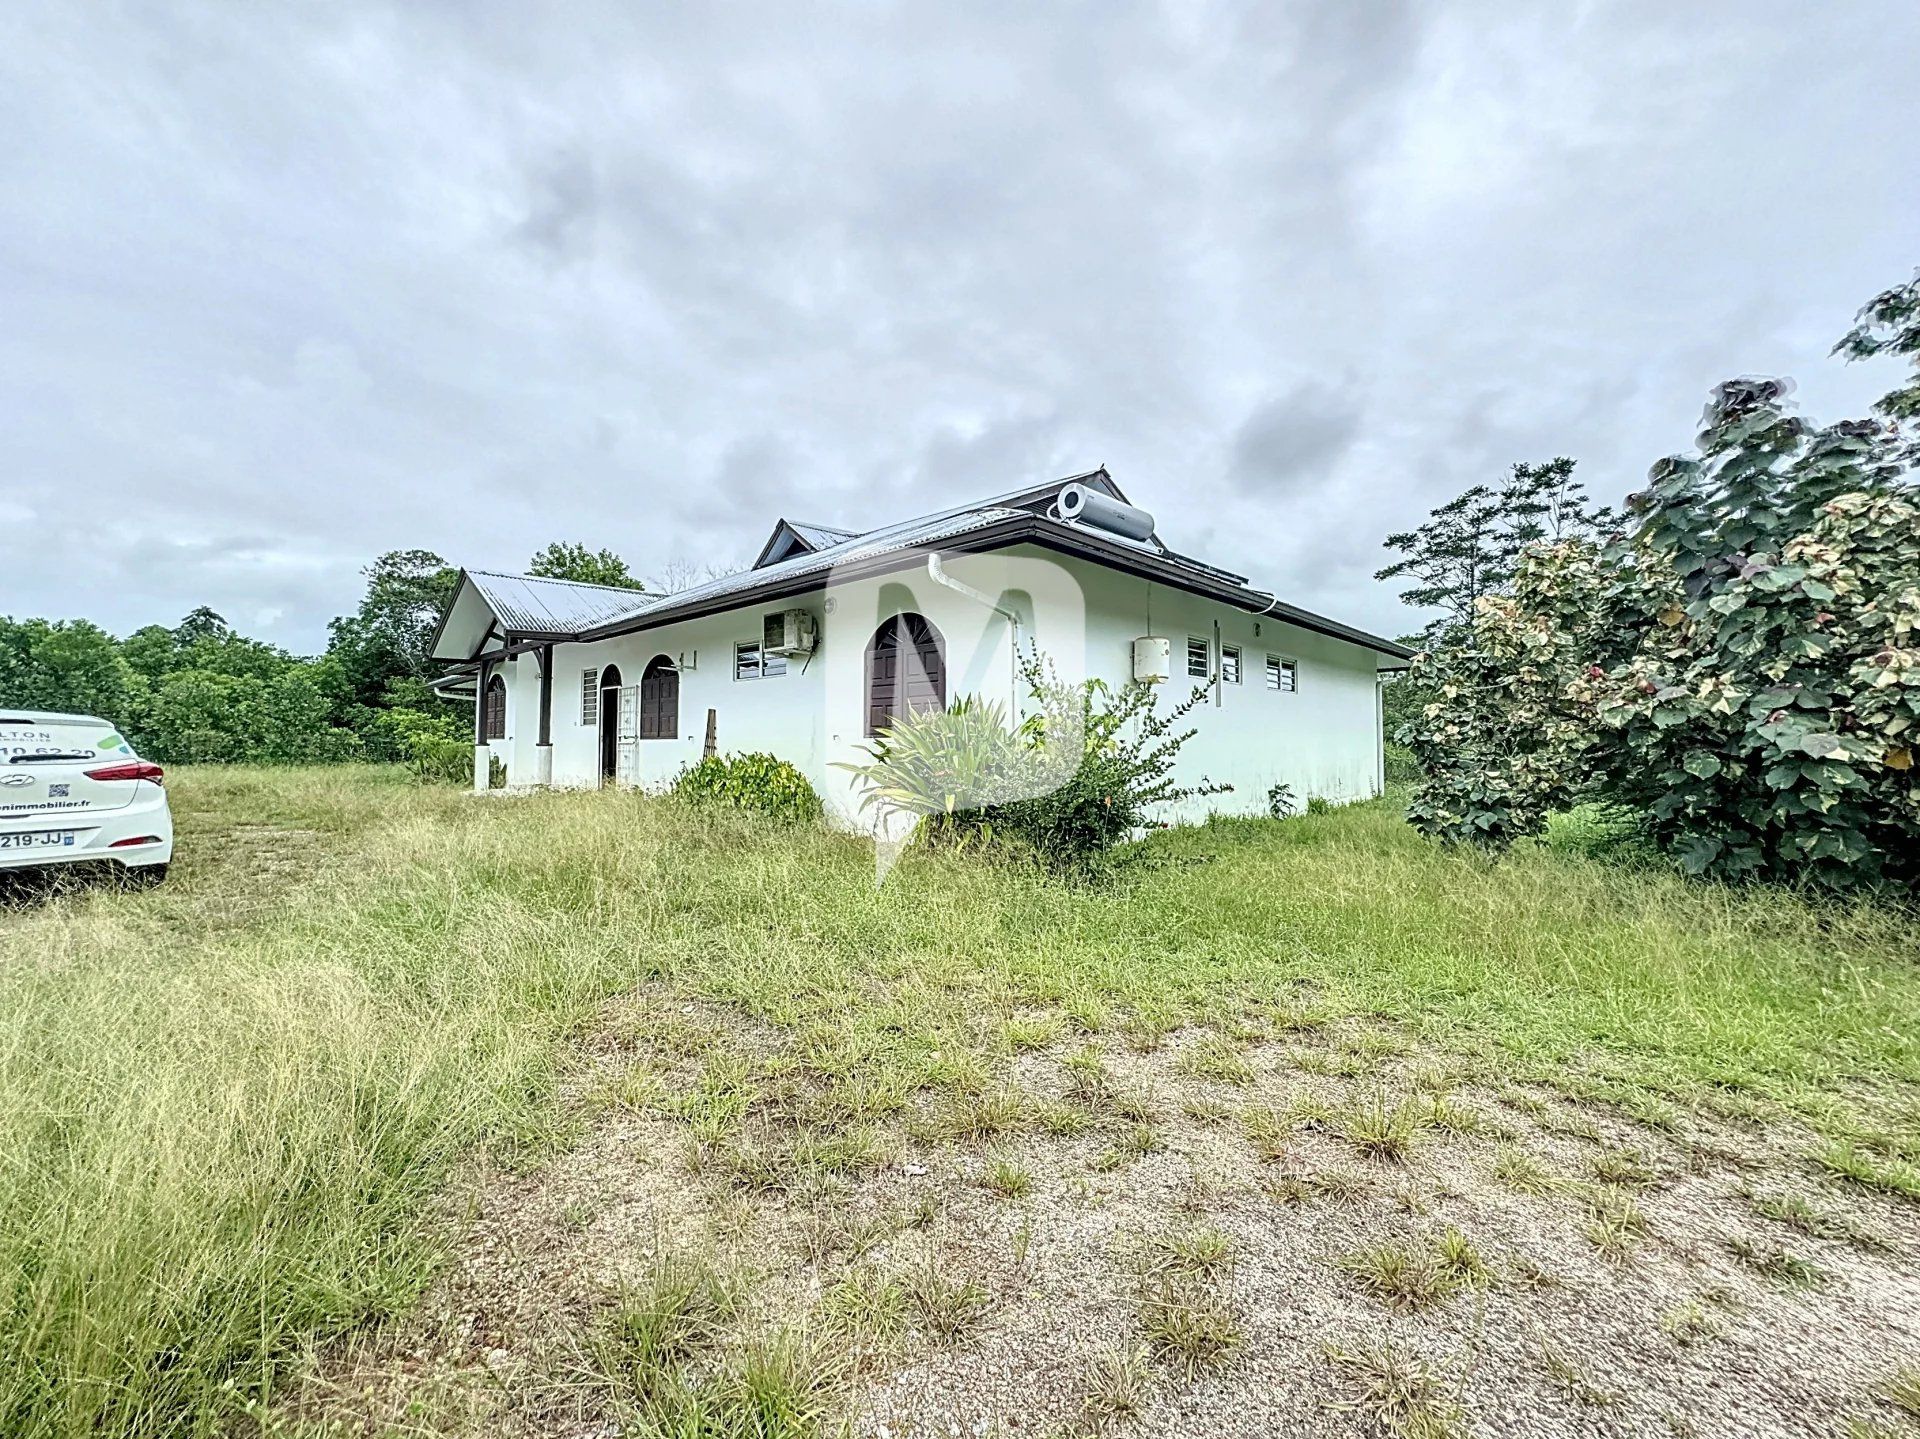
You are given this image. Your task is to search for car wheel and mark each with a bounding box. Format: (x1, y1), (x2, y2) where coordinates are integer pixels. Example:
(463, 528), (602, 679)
(124, 863), (170, 889)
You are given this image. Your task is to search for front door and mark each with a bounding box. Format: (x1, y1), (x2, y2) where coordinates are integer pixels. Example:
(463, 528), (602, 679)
(615, 685), (640, 787)
(596, 664), (625, 784)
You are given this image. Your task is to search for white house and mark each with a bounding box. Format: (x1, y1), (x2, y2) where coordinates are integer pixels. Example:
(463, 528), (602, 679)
(428, 470), (1410, 826)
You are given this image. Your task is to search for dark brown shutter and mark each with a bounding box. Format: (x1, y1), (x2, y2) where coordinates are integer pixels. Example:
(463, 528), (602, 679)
(484, 675), (507, 739)
(865, 614), (945, 735)
(640, 658), (678, 740)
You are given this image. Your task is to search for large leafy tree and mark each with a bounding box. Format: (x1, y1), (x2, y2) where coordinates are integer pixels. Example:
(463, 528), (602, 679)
(1401, 331), (1919, 886)
(0, 618), (132, 719)
(528, 541), (640, 588)
(123, 609), (293, 686)
(322, 549), (459, 716)
(1834, 267), (1920, 443)
(1377, 458), (1609, 643)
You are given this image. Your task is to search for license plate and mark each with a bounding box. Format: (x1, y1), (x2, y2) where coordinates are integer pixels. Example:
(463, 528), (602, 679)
(0, 831), (76, 850)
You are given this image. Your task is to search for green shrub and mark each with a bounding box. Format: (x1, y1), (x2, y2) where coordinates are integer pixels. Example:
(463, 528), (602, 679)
(833, 698), (1033, 819)
(840, 646), (1227, 875)
(1383, 741), (1421, 785)
(364, 705), (468, 764)
(406, 730), (473, 785)
(1405, 376), (1920, 887)
(1267, 783), (1297, 818)
(1544, 804), (1659, 864)
(672, 752), (823, 824)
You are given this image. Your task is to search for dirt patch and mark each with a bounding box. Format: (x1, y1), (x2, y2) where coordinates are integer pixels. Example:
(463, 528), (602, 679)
(286, 1000), (1920, 1439)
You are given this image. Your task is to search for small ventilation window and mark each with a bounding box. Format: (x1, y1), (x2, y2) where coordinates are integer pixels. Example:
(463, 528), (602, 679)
(1220, 645), (1241, 684)
(581, 668), (600, 724)
(1265, 655), (1298, 693)
(1186, 636), (1210, 679)
(734, 642), (788, 680)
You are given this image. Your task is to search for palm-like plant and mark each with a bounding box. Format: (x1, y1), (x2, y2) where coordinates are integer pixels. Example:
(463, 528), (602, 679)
(836, 698), (1033, 819)
(838, 644), (1229, 872)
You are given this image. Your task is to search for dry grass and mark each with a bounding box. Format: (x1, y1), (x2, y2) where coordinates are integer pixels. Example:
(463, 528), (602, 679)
(1334, 1093), (1422, 1163)
(1325, 1342), (1465, 1439)
(1879, 1365), (1920, 1418)
(1581, 1186), (1650, 1263)
(1540, 1338), (1618, 1408)
(1076, 1342), (1152, 1430)
(3, 768), (1918, 1437)
(902, 1262), (988, 1341)
(1338, 1228), (1491, 1312)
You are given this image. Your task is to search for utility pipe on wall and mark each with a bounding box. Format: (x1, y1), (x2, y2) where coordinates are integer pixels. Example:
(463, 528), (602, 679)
(926, 552), (1022, 713)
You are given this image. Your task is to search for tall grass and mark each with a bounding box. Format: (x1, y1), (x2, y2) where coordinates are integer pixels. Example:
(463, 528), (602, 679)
(0, 768), (1914, 1436)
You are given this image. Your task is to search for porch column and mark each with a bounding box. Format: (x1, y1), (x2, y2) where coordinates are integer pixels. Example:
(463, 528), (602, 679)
(473, 656), (492, 793)
(534, 644), (555, 786)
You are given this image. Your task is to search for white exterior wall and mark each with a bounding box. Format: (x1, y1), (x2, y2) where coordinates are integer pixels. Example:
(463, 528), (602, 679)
(491, 544), (1385, 828)
(1065, 551), (1385, 820)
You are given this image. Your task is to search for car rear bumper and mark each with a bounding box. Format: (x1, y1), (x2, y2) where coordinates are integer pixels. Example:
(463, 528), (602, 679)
(0, 791), (174, 870)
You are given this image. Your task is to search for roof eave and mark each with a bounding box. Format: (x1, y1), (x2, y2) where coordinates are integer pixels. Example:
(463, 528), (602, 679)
(425, 568), (477, 664)
(568, 514), (1413, 661)
(1016, 522), (1415, 661)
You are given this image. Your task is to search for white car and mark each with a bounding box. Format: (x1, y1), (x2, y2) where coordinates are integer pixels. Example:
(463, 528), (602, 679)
(0, 710), (173, 885)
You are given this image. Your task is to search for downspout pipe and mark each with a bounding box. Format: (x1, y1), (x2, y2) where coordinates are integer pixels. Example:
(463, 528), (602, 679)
(926, 552), (1022, 711)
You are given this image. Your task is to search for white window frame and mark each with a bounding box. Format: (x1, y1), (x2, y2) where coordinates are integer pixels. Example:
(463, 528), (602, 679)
(1185, 635), (1210, 680)
(581, 667), (600, 724)
(1220, 644), (1242, 684)
(734, 641), (787, 681)
(1265, 654), (1298, 693)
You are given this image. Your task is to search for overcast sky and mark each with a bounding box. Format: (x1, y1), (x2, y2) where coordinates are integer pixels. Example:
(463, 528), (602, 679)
(3, 3), (1916, 653)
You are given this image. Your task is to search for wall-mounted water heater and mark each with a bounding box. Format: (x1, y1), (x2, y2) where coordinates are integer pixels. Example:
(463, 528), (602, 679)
(1132, 635), (1171, 683)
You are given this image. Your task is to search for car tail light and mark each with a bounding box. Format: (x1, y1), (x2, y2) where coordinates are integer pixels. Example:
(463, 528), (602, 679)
(85, 761), (166, 786)
(109, 835), (163, 847)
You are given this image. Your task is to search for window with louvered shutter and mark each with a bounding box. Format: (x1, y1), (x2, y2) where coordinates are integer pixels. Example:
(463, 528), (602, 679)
(484, 675), (507, 739)
(581, 668), (599, 724)
(639, 657), (678, 739)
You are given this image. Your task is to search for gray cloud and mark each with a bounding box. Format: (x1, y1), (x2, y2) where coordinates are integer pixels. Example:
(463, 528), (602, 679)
(0, 1), (1915, 651)
(1229, 383), (1364, 496)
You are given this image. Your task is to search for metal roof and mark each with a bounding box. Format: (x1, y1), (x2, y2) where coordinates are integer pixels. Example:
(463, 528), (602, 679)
(436, 467), (1413, 665)
(464, 570), (657, 634)
(788, 521), (861, 549)
(601, 505), (1028, 627)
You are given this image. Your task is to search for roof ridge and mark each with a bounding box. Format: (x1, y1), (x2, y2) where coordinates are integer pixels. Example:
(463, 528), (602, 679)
(467, 567), (656, 596)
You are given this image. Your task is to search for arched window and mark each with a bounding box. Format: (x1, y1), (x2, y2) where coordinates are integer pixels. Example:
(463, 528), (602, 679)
(640, 656), (679, 739)
(483, 673), (507, 740)
(865, 613), (946, 735)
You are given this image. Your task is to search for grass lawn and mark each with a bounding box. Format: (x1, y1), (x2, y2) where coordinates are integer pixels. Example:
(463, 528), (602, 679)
(1, 766), (1916, 1438)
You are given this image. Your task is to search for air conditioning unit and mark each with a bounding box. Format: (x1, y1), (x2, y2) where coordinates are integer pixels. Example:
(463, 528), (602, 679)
(1132, 635), (1171, 683)
(763, 608), (818, 657)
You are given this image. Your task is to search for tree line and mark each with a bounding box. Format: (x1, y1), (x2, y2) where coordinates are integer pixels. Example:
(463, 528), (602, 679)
(1378, 268), (1919, 889)
(0, 542), (666, 771)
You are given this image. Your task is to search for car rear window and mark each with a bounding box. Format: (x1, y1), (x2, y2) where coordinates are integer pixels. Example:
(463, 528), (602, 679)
(0, 720), (136, 762)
